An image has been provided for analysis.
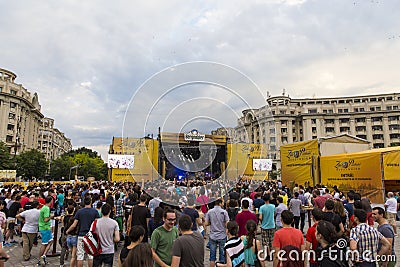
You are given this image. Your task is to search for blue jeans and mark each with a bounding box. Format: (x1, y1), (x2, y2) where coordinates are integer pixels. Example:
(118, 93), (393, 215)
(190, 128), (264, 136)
(209, 237), (226, 263)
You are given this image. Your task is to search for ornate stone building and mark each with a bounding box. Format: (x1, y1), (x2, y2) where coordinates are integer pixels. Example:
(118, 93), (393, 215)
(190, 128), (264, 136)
(0, 67), (71, 159)
(235, 93), (400, 163)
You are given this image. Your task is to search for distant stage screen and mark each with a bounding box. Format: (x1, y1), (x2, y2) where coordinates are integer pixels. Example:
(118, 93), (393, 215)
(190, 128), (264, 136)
(252, 159), (273, 171)
(108, 154), (134, 169)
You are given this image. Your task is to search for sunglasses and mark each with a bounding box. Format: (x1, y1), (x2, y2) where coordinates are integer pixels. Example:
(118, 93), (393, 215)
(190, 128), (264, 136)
(166, 218), (176, 222)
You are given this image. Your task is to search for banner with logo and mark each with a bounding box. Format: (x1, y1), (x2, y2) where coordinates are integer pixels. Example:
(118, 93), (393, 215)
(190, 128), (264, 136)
(280, 140), (319, 187)
(110, 138), (158, 182)
(320, 153), (384, 203)
(227, 144), (268, 180)
(383, 151), (400, 180)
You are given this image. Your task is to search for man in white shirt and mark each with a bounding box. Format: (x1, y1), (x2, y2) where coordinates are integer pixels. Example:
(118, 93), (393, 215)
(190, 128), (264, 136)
(16, 201), (40, 261)
(384, 192), (398, 235)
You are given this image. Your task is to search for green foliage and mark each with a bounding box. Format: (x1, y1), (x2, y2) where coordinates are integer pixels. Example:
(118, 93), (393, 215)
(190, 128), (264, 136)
(50, 147), (107, 181)
(16, 149), (48, 179)
(0, 141), (13, 170)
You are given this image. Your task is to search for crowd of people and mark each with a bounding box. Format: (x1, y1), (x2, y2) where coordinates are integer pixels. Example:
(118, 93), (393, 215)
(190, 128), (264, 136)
(0, 178), (398, 267)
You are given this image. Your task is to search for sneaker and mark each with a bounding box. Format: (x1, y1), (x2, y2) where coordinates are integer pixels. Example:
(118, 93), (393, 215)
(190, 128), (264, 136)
(10, 240), (18, 244)
(3, 242), (12, 247)
(41, 255), (49, 265)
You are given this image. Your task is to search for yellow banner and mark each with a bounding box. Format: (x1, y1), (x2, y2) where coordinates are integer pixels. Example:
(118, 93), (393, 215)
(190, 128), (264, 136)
(383, 151), (400, 180)
(226, 144), (268, 180)
(280, 140), (319, 187)
(321, 153), (384, 203)
(0, 170), (16, 181)
(110, 138), (158, 182)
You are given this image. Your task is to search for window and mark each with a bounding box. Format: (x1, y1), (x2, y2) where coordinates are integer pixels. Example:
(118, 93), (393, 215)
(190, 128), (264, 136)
(281, 120), (287, 125)
(325, 119), (334, 124)
(270, 128), (275, 134)
(339, 118), (350, 123)
(344, 109), (349, 112)
(340, 127), (350, 132)
(10, 102), (17, 108)
(356, 135), (367, 139)
(393, 106), (399, 110)
(376, 107), (381, 111)
(323, 109), (327, 113)
(311, 119), (316, 124)
(312, 127), (317, 133)
(374, 143), (384, 148)
(360, 108), (365, 112)
(354, 108), (359, 112)
(281, 137), (288, 143)
(389, 125), (400, 130)
(387, 106), (392, 110)
(326, 127), (334, 133)
(356, 126), (366, 131)
(356, 118), (365, 123)
(370, 107), (375, 112)
(308, 109), (317, 114)
(338, 109), (343, 113)
(328, 109), (333, 113)
(0, 86), (2, 92)
(270, 137), (275, 143)
(372, 117), (382, 122)
(389, 116), (399, 121)
(10, 89), (17, 95)
(372, 125), (383, 131)
(372, 134), (384, 140)
(7, 124), (14, 131)
(281, 128), (287, 133)
(6, 135), (13, 142)
(390, 134), (400, 139)
(8, 113), (16, 119)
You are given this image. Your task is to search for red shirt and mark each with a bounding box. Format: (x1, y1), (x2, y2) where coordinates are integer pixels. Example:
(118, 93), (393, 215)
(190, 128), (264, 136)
(306, 222), (318, 264)
(235, 210), (258, 236)
(250, 191), (257, 200)
(313, 196), (326, 209)
(273, 227), (304, 267)
(38, 197), (45, 208)
(20, 196), (29, 208)
(196, 195), (209, 214)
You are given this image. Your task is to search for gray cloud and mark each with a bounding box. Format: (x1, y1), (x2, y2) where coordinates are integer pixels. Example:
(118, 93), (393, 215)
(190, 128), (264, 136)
(0, 0), (399, 160)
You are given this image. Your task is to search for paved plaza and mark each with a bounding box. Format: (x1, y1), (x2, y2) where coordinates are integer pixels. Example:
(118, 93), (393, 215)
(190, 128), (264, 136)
(3, 215), (399, 266)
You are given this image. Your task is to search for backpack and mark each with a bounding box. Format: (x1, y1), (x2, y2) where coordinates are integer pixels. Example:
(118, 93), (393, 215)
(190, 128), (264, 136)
(82, 220), (102, 256)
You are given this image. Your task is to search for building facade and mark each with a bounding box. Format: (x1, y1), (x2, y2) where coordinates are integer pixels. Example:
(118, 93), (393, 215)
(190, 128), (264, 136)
(38, 117), (72, 161)
(0, 68), (44, 155)
(235, 93), (400, 162)
(0, 67), (71, 159)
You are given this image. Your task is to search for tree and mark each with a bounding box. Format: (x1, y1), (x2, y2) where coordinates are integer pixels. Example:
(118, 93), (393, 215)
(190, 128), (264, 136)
(50, 156), (76, 180)
(0, 141), (13, 170)
(16, 149), (48, 180)
(49, 147), (108, 181)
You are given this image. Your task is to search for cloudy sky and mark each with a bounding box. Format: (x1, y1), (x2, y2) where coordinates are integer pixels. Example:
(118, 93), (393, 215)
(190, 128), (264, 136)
(1, 0), (399, 160)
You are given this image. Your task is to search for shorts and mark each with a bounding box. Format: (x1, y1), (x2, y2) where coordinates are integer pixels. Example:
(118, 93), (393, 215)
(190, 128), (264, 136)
(7, 218), (15, 230)
(387, 212), (396, 225)
(40, 230), (53, 245)
(261, 228), (275, 248)
(67, 235), (78, 248)
(77, 236), (94, 261)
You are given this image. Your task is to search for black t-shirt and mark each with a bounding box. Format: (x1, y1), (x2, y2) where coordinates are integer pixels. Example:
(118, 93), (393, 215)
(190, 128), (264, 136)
(322, 212), (342, 233)
(131, 205), (151, 242)
(119, 247), (131, 264)
(227, 207), (239, 221)
(183, 207), (199, 231)
(8, 201), (21, 218)
(229, 191), (240, 201)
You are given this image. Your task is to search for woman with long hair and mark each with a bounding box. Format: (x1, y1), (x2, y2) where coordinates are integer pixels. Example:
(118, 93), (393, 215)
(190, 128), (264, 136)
(122, 243), (153, 267)
(316, 221), (348, 267)
(119, 225), (145, 267)
(241, 220), (265, 267)
(333, 199), (347, 229)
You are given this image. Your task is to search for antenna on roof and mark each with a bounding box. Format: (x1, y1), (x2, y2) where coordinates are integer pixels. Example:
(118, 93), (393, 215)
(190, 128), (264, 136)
(282, 88), (286, 96)
(266, 91), (271, 98)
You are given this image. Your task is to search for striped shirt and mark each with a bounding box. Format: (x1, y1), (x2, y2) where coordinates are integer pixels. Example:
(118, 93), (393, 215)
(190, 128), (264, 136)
(224, 237), (245, 267)
(350, 223), (384, 262)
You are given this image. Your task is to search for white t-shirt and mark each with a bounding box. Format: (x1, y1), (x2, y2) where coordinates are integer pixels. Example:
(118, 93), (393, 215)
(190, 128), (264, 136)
(20, 209), (40, 233)
(385, 198), (397, 214)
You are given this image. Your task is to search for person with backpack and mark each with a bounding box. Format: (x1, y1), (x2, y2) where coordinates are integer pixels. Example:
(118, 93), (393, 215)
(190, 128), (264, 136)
(16, 200), (40, 261)
(66, 196), (100, 267)
(92, 203), (120, 267)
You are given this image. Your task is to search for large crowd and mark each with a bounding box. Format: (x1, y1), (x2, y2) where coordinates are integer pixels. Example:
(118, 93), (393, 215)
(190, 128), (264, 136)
(0, 179), (398, 267)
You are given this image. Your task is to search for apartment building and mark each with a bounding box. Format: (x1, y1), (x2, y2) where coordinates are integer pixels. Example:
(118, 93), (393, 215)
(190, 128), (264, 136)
(0, 67), (71, 159)
(235, 93), (400, 162)
(38, 117), (72, 161)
